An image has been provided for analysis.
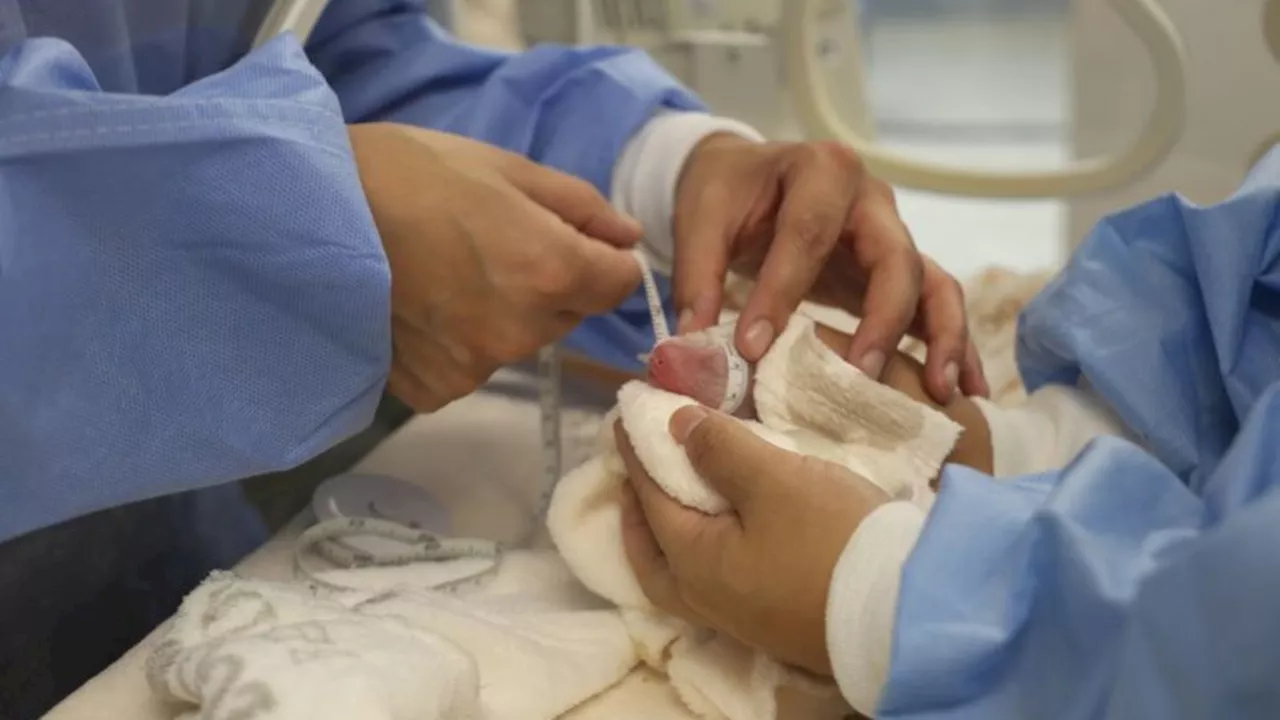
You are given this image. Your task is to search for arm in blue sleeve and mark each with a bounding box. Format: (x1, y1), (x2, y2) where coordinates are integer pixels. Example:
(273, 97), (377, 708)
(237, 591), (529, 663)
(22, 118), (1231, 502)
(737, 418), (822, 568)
(306, 0), (706, 195)
(878, 151), (1280, 719)
(0, 37), (391, 543)
(880, 391), (1280, 720)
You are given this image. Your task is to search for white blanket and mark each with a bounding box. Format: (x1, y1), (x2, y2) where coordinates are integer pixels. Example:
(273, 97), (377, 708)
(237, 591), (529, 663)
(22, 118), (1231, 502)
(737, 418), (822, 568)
(547, 316), (962, 719)
(143, 316), (961, 720)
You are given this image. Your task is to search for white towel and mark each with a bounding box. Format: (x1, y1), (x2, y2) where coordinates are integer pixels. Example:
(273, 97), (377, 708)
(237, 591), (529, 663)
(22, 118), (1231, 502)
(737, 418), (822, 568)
(147, 557), (642, 720)
(146, 315), (961, 720)
(145, 571), (485, 720)
(547, 315), (963, 719)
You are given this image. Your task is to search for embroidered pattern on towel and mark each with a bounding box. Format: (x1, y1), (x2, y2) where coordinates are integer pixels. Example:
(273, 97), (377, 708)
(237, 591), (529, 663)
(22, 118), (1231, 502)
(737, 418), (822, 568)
(147, 566), (639, 720)
(547, 314), (963, 720)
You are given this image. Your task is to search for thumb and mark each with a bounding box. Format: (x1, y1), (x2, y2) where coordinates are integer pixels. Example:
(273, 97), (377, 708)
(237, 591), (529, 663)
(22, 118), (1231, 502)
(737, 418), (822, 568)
(561, 233), (643, 316)
(669, 406), (793, 519)
(505, 156), (643, 247)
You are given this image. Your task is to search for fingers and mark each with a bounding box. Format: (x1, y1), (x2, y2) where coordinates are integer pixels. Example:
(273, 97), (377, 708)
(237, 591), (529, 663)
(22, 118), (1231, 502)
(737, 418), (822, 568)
(843, 190), (924, 381)
(619, 481), (667, 580)
(616, 422), (726, 622)
(614, 421), (710, 548)
(619, 482), (696, 618)
(668, 406), (792, 521)
(914, 258), (970, 402)
(511, 184), (642, 319)
(737, 144), (861, 362)
(386, 362), (441, 413)
(505, 157), (643, 248)
(500, 312), (584, 365)
(388, 355), (466, 413)
(558, 235), (642, 316)
(960, 337), (990, 398)
(672, 186), (733, 334)
(387, 316), (494, 412)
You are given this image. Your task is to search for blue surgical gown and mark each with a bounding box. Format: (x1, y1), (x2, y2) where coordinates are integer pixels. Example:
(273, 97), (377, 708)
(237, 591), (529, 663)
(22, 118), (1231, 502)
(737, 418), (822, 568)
(0, 2), (698, 711)
(879, 150), (1280, 718)
(0, 0), (700, 547)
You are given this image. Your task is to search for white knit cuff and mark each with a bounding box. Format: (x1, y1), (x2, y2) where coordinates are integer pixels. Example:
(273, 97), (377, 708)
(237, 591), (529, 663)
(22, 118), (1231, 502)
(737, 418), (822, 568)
(610, 111), (765, 274)
(971, 396), (1053, 478)
(825, 500), (926, 716)
(973, 384), (1131, 478)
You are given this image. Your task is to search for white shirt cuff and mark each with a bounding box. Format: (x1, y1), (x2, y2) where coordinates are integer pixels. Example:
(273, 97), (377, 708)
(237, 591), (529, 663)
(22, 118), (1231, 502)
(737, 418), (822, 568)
(610, 111), (765, 274)
(973, 383), (1131, 478)
(825, 500), (926, 716)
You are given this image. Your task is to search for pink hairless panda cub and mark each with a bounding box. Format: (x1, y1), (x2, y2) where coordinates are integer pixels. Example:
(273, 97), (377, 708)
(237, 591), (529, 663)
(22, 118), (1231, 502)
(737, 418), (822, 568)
(645, 321), (758, 418)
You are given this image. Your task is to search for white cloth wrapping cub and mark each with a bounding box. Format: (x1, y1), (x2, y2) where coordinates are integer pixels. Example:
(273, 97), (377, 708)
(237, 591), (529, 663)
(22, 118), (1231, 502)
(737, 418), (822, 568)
(144, 315), (962, 720)
(547, 316), (963, 719)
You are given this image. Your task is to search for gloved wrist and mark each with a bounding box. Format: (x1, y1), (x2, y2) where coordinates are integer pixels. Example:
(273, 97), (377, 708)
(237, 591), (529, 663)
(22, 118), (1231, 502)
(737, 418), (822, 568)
(824, 500), (927, 716)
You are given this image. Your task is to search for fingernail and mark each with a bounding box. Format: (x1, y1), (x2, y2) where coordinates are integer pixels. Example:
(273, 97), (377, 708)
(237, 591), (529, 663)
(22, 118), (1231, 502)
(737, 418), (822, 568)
(944, 362), (960, 398)
(669, 406), (709, 445)
(858, 350), (886, 378)
(622, 213), (644, 233)
(678, 309), (696, 334)
(743, 319), (775, 359)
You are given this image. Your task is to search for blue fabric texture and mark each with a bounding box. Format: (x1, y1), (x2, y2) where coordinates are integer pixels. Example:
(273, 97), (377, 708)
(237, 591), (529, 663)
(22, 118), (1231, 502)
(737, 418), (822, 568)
(0, 2), (700, 705)
(0, 35), (390, 543)
(880, 149), (1280, 719)
(0, 0), (700, 543)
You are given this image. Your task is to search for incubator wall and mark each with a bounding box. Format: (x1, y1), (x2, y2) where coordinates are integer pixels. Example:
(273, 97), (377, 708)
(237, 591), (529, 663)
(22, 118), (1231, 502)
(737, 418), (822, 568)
(508, 0), (1075, 280)
(475, 1), (1269, 280)
(1069, 0), (1280, 248)
(853, 0), (1070, 279)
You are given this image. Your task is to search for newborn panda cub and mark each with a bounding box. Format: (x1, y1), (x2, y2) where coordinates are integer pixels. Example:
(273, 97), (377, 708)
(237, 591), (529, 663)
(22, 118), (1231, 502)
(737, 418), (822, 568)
(644, 319), (994, 479)
(646, 322), (759, 418)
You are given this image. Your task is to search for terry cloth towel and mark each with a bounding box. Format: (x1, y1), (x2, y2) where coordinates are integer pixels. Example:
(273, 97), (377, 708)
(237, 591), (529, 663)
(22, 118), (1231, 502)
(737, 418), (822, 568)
(144, 315), (961, 720)
(547, 314), (963, 719)
(145, 555), (641, 720)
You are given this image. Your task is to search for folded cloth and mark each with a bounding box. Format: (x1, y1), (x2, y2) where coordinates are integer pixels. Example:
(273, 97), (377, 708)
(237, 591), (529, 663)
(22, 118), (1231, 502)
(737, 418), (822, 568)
(146, 559), (637, 720)
(145, 571), (483, 720)
(548, 315), (963, 719)
(145, 315), (961, 720)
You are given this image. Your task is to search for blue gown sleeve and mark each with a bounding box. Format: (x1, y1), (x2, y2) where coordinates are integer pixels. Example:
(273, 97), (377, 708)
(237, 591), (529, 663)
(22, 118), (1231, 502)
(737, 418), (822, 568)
(307, 0), (707, 194)
(878, 150), (1280, 719)
(305, 1), (700, 371)
(0, 37), (391, 543)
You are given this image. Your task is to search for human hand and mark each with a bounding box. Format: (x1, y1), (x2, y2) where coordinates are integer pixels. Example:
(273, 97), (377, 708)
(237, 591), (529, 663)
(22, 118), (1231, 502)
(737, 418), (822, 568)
(646, 321), (994, 478)
(349, 123), (643, 411)
(672, 133), (987, 402)
(615, 407), (888, 675)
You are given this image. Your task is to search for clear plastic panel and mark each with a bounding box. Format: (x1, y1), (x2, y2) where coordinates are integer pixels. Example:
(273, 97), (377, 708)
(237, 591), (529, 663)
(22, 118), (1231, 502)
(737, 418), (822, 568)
(832, 1), (1271, 275)
(1067, 0), (1279, 248)
(850, 0), (1082, 277)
